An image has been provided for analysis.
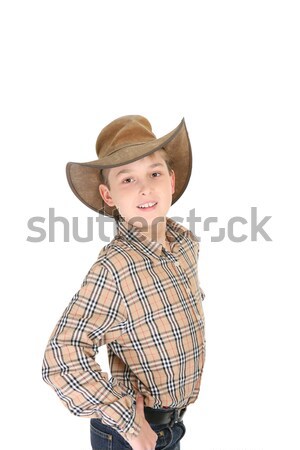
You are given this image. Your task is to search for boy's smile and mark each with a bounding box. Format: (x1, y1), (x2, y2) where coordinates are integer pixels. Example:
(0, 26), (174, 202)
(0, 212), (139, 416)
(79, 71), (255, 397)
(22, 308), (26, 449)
(99, 150), (175, 244)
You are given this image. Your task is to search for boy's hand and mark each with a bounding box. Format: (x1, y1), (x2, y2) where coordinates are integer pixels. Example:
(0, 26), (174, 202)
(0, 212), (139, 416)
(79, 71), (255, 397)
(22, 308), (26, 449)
(127, 394), (158, 450)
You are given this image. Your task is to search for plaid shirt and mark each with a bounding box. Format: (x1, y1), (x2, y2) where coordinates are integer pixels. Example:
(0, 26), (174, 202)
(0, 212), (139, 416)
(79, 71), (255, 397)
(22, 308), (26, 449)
(42, 217), (206, 438)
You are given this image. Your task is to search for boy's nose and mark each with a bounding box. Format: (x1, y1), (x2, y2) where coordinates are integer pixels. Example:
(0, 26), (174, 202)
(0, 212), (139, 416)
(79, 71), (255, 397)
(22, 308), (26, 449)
(139, 181), (152, 195)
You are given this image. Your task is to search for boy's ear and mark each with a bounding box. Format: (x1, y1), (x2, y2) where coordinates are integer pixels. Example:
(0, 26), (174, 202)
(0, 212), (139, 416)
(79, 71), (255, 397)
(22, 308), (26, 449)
(98, 184), (115, 207)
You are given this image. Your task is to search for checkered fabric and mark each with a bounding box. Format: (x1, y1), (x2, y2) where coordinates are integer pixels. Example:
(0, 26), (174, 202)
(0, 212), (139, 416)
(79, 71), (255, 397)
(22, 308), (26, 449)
(42, 217), (206, 438)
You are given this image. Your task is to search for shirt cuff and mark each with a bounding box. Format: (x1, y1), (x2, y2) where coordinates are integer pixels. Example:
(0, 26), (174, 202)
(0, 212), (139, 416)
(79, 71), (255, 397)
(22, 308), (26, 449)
(123, 404), (143, 440)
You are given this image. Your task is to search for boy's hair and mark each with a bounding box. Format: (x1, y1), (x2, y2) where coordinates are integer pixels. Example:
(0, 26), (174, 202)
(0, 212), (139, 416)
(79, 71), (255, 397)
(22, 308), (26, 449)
(99, 148), (174, 221)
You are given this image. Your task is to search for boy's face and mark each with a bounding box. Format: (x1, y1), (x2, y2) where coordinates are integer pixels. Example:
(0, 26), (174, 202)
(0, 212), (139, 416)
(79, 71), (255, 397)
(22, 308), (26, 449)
(99, 150), (175, 228)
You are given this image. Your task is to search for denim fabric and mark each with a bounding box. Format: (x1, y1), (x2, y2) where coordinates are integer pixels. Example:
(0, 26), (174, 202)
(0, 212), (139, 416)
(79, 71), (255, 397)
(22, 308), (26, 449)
(90, 418), (186, 450)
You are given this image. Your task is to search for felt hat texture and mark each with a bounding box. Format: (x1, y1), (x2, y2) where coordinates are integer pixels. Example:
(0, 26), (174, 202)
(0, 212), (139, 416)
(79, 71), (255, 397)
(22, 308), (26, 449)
(66, 115), (192, 217)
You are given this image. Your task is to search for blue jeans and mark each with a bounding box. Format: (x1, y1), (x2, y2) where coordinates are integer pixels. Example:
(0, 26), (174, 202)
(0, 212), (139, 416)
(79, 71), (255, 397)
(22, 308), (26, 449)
(90, 418), (186, 450)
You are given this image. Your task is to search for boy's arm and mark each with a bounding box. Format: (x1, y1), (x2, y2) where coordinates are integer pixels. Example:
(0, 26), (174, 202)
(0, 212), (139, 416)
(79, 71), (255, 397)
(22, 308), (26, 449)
(42, 262), (142, 439)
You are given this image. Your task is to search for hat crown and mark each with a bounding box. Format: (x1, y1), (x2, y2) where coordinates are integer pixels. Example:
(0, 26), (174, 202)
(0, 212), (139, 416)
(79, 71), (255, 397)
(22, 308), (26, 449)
(96, 115), (157, 158)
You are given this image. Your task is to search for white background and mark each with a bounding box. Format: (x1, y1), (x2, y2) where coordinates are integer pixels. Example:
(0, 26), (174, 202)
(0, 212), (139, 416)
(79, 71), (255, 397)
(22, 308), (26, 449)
(1, 1), (299, 449)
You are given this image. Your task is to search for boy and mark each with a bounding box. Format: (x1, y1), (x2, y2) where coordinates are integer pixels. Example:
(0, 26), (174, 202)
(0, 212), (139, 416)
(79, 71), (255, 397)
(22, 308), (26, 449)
(42, 115), (206, 450)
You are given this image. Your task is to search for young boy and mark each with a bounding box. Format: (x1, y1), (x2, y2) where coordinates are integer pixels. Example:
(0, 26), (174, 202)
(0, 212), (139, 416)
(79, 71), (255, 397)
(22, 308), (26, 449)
(42, 115), (206, 450)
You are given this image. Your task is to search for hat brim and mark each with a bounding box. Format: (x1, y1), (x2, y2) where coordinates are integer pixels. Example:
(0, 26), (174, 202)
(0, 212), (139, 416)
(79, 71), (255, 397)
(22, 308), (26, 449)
(66, 118), (192, 217)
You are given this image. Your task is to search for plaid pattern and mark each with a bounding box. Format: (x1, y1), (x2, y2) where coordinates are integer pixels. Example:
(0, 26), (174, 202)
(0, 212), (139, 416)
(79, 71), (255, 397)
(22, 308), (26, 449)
(42, 217), (206, 438)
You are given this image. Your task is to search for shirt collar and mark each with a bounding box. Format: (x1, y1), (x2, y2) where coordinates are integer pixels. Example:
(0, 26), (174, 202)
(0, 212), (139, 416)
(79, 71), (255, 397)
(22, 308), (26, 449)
(114, 216), (189, 260)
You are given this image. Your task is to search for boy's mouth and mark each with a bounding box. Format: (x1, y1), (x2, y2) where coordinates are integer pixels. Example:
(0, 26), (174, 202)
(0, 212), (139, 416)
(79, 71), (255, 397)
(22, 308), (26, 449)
(137, 201), (158, 210)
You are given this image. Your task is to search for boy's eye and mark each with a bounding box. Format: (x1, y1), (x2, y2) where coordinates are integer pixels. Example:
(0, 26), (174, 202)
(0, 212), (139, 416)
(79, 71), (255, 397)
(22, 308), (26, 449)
(122, 172), (161, 183)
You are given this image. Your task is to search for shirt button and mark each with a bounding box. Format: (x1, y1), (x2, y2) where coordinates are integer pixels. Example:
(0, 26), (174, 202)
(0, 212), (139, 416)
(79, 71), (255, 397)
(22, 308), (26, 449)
(174, 261), (180, 267)
(128, 427), (135, 434)
(186, 287), (191, 294)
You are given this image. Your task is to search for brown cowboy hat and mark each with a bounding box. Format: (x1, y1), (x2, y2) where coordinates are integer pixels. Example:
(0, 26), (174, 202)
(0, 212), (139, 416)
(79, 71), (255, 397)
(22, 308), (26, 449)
(66, 115), (192, 218)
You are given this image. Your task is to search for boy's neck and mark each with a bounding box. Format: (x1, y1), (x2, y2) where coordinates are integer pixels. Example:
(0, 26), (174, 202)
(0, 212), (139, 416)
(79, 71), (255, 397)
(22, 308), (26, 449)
(130, 217), (168, 246)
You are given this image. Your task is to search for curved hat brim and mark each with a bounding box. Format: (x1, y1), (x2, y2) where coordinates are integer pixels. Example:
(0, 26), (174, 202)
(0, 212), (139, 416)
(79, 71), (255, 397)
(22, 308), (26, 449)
(66, 118), (192, 217)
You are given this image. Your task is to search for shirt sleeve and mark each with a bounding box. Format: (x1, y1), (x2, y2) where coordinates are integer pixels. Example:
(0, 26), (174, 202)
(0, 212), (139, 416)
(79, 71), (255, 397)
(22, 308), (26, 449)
(42, 261), (142, 438)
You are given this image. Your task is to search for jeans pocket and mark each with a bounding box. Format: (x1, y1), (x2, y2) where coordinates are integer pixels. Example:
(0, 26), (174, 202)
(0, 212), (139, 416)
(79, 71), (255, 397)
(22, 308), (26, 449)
(155, 428), (169, 449)
(90, 423), (113, 450)
(90, 419), (133, 450)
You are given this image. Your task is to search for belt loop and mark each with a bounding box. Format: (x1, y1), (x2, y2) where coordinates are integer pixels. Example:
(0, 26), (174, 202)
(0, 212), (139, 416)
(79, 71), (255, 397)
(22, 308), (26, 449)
(170, 409), (179, 427)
